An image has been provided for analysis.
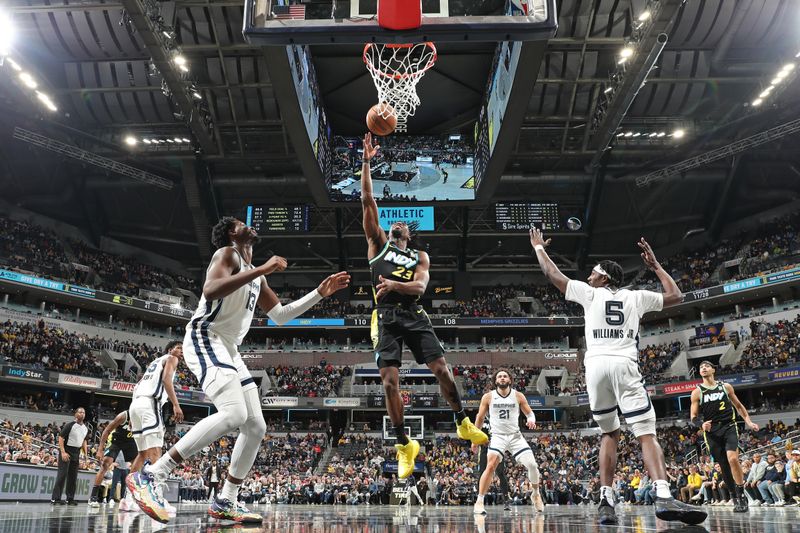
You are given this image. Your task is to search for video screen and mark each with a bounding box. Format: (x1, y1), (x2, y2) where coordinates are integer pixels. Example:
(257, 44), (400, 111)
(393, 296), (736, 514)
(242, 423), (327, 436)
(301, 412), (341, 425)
(328, 135), (476, 202)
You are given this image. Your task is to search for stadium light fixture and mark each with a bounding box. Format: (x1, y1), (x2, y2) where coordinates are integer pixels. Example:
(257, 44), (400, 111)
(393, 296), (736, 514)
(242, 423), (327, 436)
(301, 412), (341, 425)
(18, 72), (37, 89)
(624, 131), (634, 137)
(173, 137), (183, 143)
(604, 87), (613, 94)
(6, 58), (21, 72)
(752, 98), (763, 106)
(35, 91), (57, 112)
(620, 47), (634, 59)
(192, 91), (202, 99)
(649, 132), (657, 138)
(174, 55), (187, 66)
(142, 139), (152, 144)
(181, 138), (191, 143)
(166, 139), (175, 143)
(638, 11), (651, 22)
(673, 129), (685, 139)
(759, 87), (773, 98)
(781, 63), (795, 73)
(656, 132), (666, 138)
(632, 132), (641, 138)
(775, 70), (789, 81)
(124, 135), (137, 146)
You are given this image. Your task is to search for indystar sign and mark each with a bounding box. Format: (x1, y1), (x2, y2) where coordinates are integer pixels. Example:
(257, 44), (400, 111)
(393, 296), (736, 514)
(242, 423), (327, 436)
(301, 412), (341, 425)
(3, 366), (47, 381)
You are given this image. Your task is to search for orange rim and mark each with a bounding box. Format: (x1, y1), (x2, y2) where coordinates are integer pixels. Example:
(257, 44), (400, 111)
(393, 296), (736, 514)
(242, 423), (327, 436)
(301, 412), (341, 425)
(363, 42), (438, 80)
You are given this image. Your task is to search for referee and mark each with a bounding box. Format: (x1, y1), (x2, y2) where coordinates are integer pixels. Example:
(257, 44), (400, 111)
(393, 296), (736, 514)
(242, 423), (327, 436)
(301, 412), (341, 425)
(474, 416), (512, 510)
(51, 407), (89, 505)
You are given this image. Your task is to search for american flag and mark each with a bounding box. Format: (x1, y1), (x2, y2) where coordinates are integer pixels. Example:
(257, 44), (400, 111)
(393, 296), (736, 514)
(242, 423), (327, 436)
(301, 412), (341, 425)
(272, 4), (306, 20)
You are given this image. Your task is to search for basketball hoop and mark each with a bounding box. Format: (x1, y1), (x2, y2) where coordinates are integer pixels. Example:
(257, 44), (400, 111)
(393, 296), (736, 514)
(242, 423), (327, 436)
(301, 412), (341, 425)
(363, 42), (437, 133)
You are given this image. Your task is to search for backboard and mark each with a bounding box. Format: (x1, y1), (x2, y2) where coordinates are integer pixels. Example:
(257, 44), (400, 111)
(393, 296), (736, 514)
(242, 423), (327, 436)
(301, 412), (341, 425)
(244, 0), (557, 45)
(383, 415), (425, 441)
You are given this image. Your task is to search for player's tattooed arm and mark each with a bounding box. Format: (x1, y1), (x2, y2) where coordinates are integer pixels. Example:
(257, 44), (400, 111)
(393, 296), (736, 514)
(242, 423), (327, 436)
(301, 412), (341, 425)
(529, 227), (569, 294)
(361, 133), (387, 256)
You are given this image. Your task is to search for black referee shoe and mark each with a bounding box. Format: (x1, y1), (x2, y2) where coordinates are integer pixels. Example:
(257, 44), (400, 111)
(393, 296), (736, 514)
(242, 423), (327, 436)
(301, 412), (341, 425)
(654, 497), (707, 525)
(51, 500), (66, 505)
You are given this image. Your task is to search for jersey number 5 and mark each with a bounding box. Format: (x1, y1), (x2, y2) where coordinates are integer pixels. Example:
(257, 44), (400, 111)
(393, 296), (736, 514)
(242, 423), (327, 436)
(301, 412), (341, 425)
(605, 301), (625, 325)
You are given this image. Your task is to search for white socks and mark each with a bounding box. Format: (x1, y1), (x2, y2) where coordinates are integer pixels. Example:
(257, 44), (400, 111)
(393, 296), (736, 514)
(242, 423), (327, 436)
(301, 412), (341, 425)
(220, 480), (241, 502)
(150, 454), (177, 480)
(476, 494), (485, 504)
(600, 486), (615, 506)
(653, 479), (671, 499)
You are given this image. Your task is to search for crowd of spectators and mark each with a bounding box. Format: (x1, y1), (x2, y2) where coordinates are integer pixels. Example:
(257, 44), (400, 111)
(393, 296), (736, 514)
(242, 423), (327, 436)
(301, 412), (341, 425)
(0, 216), (199, 300)
(265, 362), (351, 397)
(726, 317), (800, 373)
(639, 341), (683, 383)
(0, 320), (108, 378)
(452, 365), (538, 397)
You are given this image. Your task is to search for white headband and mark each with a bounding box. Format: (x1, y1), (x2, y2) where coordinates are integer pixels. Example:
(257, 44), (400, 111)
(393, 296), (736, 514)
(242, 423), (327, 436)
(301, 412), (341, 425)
(593, 264), (610, 278)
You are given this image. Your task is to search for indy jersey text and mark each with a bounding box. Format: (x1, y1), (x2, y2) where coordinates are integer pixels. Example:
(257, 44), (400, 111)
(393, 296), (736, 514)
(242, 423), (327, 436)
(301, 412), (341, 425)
(369, 241), (420, 307)
(698, 381), (737, 429)
(565, 280), (663, 362)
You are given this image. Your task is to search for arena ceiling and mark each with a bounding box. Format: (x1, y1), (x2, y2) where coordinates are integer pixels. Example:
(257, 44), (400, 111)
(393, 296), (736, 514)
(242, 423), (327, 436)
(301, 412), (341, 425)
(1, 0), (800, 277)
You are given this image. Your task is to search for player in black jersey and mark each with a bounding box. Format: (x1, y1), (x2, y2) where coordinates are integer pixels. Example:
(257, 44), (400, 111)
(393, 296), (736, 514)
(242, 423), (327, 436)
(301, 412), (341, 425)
(474, 415), (512, 511)
(690, 360), (759, 513)
(89, 410), (138, 507)
(360, 133), (488, 480)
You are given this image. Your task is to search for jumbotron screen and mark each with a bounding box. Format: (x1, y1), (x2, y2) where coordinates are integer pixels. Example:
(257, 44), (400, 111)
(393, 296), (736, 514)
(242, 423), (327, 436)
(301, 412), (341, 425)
(495, 202), (560, 231)
(245, 205), (311, 233)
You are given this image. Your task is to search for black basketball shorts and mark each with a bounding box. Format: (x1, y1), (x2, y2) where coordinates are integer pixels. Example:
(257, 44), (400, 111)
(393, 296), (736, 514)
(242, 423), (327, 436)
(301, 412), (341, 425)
(371, 305), (445, 369)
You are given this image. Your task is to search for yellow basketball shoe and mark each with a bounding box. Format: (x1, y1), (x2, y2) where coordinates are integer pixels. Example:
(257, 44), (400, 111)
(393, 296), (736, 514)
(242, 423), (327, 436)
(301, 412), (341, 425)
(395, 439), (420, 479)
(456, 416), (489, 445)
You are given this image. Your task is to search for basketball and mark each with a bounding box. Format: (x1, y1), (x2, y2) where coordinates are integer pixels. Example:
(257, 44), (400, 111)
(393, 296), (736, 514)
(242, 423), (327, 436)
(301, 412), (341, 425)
(366, 103), (397, 136)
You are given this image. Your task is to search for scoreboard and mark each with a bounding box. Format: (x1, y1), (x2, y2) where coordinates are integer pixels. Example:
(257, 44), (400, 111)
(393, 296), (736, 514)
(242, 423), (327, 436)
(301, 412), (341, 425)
(246, 205), (310, 233)
(495, 203), (560, 231)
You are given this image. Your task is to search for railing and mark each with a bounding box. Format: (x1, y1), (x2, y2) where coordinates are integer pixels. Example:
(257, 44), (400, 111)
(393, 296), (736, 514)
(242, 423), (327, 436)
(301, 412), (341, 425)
(0, 427), (102, 469)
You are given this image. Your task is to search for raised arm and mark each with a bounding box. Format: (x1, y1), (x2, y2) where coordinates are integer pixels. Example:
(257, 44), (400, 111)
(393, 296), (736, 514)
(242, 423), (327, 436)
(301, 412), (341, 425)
(529, 227), (570, 294)
(203, 247), (287, 301)
(724, 383), (759, 431)
(638, 238), (683, 307)
(374, 251), (430, 302)
(361, 133), (387, 257)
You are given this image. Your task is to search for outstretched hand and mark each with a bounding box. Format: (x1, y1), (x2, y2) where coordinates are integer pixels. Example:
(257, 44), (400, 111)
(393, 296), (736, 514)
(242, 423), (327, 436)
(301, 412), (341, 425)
(529, 227), (551, 249)
(317, 272), (351, 297)
(637, 238), (660, 271)
(363, 133), (380, 162)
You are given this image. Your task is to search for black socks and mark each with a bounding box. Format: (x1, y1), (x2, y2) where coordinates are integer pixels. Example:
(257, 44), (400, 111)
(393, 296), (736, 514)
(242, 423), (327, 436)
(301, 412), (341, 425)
(454, 409), (467, 424)
(394, 426), (410, 445)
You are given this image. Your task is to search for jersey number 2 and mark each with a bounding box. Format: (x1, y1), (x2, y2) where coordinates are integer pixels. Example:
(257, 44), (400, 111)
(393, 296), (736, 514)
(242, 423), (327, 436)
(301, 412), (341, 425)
(605, 301), (625, 325)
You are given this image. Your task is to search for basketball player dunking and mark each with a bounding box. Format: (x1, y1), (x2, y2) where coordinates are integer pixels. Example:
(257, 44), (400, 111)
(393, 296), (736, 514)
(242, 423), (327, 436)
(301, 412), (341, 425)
(690, 360), (758, 513)
(531, 228), (707, 526)
(360, 133), (488, 479)
(128, 217), (349, 523)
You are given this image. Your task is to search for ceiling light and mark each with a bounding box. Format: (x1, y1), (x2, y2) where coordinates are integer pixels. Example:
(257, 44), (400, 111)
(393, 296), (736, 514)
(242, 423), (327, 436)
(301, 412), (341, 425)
(632, 132), (641, 138)
(616, 132), (625, 137)
(124, 135), (137, 146)
(162, 31), (172, 39)
(18, 72), (37, 89)
(35, 91), (57, 112)
(752, 98), (763, 106)
(620, 46), (634, 59)
(673, 129), (685, 139)
(638, 10), (651, 22)
(781, 63), (795, 73)
(604, 86), (613, 94)
(192, 91), (202, 99)
(181, 138), (191, 143)
(174, 55), (187, 66)
(166, 139), (174, 143)
(173, 137), (182, 143)
(624, 132), (634, 137)
(775, 70), (788, 81)
(649, 132), (657, 138)
(759, 87), (773, 98)
(657, 132), (666, 138)
(179, 65), (189, 73)
(6, 58), (21, 72)
(142, 139), (152, 144)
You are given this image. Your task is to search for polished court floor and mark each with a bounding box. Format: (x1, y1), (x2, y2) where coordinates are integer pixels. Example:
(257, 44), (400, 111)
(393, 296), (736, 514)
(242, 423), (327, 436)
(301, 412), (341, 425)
(0, 502), (792, 532)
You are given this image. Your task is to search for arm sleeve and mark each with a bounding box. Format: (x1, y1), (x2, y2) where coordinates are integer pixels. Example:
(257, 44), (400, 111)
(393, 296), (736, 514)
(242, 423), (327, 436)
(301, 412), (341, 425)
(59, 422), (72, 440)
(635, 290), (664, 316)
(565, 280), (594, 307)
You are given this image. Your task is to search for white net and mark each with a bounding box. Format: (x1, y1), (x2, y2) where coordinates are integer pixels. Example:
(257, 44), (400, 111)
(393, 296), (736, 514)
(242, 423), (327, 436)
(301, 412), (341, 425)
(363, 42), (437, 133)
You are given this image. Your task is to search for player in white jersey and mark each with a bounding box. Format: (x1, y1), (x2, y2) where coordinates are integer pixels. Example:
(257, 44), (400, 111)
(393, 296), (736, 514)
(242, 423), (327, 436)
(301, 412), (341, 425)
(530, 228), (706, 526)
(472, 369), (543, 515)
(128, 216), (350, 524)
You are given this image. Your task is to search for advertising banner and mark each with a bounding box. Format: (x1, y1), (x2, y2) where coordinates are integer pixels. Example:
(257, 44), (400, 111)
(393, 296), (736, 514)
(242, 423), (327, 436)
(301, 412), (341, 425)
(260, 396), (299, 407)
(109, 380), (136, 393)
(662, 380), (702, 395)
(769, 366), (800, 382)
(58, 374), (102, 389)
(3, 366), (48, 381)
(527, 396), (545, 408)
(322, 398), (361, 407)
